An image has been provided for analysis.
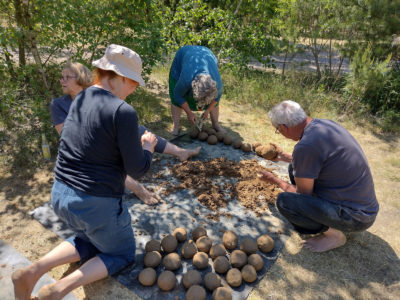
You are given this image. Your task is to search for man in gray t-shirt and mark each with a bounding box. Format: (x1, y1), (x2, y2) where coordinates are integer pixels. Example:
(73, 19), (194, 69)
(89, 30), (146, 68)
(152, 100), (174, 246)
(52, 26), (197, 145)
(258, 100), (379, 253)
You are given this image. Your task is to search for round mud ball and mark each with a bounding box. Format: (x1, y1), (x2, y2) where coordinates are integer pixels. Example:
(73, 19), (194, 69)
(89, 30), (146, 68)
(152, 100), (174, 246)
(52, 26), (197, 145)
(240, 142), (251, 152)
(222, 230), (238, 250)
(257, 234), (274, 253)
(173, 227), (187, 243)
(163, 253), (181, 271)
(198, 131), (208, 141)
(255, 145), (263, 156)
(145, 239), (161, 253)
(207, 135), (218, 145)
(213, 256), (230, 274)
(260, 144), (278, 160)
(230, 250), (247, 269)
(209, 243), (227, 259)
(226, 268), (242, 288)
(192, 226), (207, 241)
(232, 140), (242, 149)
(186, 285), (206, 300)
(193, 252), (209, 269)
(223, 135), (232, 145)
(252, 142), (261, 151)
(206, 127), (217, 135)
(161, 234), (178, 253)
(212, 287), (232, 300)
(138, 267), (156, 286)
(157, 270), (176, 291)
(181, 240), (198, 259)
(216, 131), (225, 142)
(241, 264), (257, 283)
(190, 127), (200, 139)
(204, 272), (221, 291)
(144, 251), (162, 268)
(196, 236), (213, 253)
(240, 238), (258, 255)
(248, 253), (264, 271)
(182, 269), (202, 289)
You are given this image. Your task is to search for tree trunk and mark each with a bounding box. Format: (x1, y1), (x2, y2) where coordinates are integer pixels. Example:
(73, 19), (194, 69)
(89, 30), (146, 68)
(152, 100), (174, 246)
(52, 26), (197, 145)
(282, 46), (289, 80)
(312, 37), (321, 79)
(13, 0), (26, 66)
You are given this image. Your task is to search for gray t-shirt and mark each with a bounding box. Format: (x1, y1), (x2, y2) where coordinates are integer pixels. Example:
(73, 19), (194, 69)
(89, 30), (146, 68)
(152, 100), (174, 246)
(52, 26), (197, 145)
(292, 119), (378, 222)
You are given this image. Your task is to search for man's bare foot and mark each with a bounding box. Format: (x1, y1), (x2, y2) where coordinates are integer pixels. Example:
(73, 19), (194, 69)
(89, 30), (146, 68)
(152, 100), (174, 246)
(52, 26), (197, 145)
(37, 283), (60, 300)
(177, 146), (201, 162)
(171, 127), (180, 136)
(303, 228), (347, 252)
(12, 268), (39, 300)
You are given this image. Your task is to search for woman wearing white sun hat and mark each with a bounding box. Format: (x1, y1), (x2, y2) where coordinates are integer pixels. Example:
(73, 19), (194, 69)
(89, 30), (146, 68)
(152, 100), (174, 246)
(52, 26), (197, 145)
(12, 44), (157, 299)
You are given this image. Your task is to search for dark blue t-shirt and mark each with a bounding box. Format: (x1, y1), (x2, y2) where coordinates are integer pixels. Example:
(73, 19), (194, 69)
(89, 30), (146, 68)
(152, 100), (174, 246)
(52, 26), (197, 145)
(50, 94), (73, 126)
(54, 86), (153, 197)
(292, 119), (378, 222)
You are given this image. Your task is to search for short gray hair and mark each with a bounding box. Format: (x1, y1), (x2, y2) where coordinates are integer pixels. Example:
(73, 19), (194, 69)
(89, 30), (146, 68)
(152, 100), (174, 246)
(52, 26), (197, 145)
(192, 74), (218, 109)
(268, 100), (307, 128)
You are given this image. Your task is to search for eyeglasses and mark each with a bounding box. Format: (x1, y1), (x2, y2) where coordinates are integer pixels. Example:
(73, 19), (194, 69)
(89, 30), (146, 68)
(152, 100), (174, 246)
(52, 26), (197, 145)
(60, 75), (77, 82)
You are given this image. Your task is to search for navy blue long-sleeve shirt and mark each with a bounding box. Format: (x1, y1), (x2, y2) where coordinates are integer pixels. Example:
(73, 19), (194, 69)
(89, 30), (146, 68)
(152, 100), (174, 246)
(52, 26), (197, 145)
(54, 86), (152, 197)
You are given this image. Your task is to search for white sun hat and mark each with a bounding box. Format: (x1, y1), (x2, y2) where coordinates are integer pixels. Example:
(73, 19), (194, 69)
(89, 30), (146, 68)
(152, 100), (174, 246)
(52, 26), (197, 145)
(92, 44), (145, 86)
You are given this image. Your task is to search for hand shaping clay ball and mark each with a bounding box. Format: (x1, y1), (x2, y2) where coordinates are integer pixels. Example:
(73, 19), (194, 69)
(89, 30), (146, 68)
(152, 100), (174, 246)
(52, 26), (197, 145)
(257, 234), (274, 253)
(138, 267), (156, 286)
(192, 226), (207, 241)
(241, 264), (257, 283)
(157, 270), (176, 291)
(259, 144), (278, 160)
(193, 252), (209, 269)
(232, 140), (242, 149)
(145, 239), (161, 253)
(204, 272), (221, 291)
(215, 131), (225, 141)
(226, 268), (242, 287)
(209, 243), (227, 259)
(212, 287), (232, 300)
(190, 127), (200, 139)
(213, 256), (230, 274)
(222, 230), (238, 250)
(196, 236), (213, 253)
(223, 135), (232, 145)
(173, 227), (187, 242)
(230, 250), (247, 268)
(163, 253), (181, 271)
(240, 142), (251, 152)
(252, 142), (261, 150)
(144, 251), (162, 268)
(240, 238), (258, 254)
(207, 135), (218, 145)
(206, 127), (217, 135)
(161, 234), (178, 253)
(198, 131), (208, 141)
(181, 240), (198, 259)
(186, 285), (206, 300)
(248, 253), (264, 271)
(182, 269), (202, 289)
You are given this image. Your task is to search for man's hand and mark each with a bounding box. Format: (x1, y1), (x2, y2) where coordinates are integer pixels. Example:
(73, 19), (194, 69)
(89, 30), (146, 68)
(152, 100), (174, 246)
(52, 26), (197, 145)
(141, 130), (158, 153)
(257, 169), (278, 184)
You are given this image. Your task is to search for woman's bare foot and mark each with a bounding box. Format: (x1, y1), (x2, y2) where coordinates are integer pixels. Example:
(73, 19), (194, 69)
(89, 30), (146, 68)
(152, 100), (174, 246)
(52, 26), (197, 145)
(134, 185), (161, 205)
(12, 267), (40, 300)
(177, 146), (201, 162)
(213, 124), (226, 134)
(303, 228), (347, 252)
(37, 283), (60, 300)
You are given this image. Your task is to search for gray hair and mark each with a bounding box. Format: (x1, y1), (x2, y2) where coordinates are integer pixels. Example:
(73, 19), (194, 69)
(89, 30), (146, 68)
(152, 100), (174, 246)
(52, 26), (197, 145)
(268, 100), (307, 128)
(191, 74), (218, 109)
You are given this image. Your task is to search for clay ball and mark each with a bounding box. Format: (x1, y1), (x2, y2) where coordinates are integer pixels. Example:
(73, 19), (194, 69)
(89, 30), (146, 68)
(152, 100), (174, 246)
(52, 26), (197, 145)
(240, 238), (258, 255)
(186, 285), (206, 300)
(255, 145), (263, 156)
(198, 131), (208, 141)
(222, 230), (238, 250)
(192, 226), (207, 241)
(232, 140), (242, 149)
(207, 135), (218, 145)
(252, 142), (261, 150)
(213, 256), (230, 274)
(260, 144), (278, 160)
(226, 268), (242, 287)
(240, 142), (251, 152)
(209, 243), (227, 259)
(157, 270), (176, 291)
(206, 127), (217, 135)
(173, 227), (187, 242)
(182, 269), (202, 289)
(212, 287), (232, 300)
(223, 135), (232, 145)
(196, 236), (213, 253)
(215, 131), (225, 141)
(181, 240), (198, 259)
(145, 239), (161, 253)
(241, 264), (257, 283)
(163, 253), (181, 271)
(204, 272), (221, 291)
(193, 252), (209, 269)
(257, 234), (274, 253)
(248, 253), (264, 271)
(190, 127), (200, 139)
(138, 267), (156, 286)
(161, 234), (178, 253)
(230, 250), (247, 269)
(144, 251), (162, 268)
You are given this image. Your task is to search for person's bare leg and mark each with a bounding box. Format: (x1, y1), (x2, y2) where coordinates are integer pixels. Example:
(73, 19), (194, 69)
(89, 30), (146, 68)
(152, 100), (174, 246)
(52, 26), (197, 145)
(303, 228), (347, 252)
(37, 256), (107, 300)
(12, 241), (80, 300)
(125, 176), (160, 205)
(163, 142), (201, 162)
(210, 106), (225, 133)
(171, 104), (182, 135)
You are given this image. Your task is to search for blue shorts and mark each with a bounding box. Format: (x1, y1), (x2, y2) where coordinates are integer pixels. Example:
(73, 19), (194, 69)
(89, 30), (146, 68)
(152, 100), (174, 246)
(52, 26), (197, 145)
(51, 180), (135, 275)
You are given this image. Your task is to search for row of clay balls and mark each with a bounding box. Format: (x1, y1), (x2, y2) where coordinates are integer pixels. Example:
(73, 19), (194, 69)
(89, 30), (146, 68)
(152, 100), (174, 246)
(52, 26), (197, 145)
(138, 226), (274, 300)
